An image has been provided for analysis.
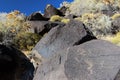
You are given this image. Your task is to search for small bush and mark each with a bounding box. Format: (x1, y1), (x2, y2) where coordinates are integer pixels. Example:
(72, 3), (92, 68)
(0, 10), (31, 45)
(107, 32), (120, 45)
(80, 13), (96, 23)
(82, 13), (95, 19)
(61, 0), (120, 16)
(61, 0), (109, 16)
(61, 18), (70, 23)
(13, 32), (41, 50)
(50, 15), (63, 22)
(75, 13), (112, 38)
(111, 13), (120, 20)
(50, 15), (70, 23)
(5, 10), (25, 27)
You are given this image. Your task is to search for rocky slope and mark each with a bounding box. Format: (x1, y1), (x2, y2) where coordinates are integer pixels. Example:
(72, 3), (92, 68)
(1, 1), (120, 80)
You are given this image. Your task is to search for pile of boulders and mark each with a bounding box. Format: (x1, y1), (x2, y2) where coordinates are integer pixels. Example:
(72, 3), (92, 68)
(31, 20), (120, 80)
(1, 4), (120, 80)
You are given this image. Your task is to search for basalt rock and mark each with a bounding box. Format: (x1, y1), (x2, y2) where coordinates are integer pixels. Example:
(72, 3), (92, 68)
(34, 40), (120, 80)
(0, 44), (34, 80)
(44, 4), (63, 18)
(31, 20), (96, 61)
(28, 21), (65, 36)
(27, 12), (48, 21)
(59, 6), (68, 16)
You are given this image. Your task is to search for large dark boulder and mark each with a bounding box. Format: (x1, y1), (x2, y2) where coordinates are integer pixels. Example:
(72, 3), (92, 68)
(33, 40), (120, 80)
(0, 44), (34, 80)
(59, 6), (67, 16)
(28, 21), (65, 36)
(111, 17), (120, 34)
(31, 20), (96, 61)
(44, 4), (63, 18)
(27, 12), (48, 21)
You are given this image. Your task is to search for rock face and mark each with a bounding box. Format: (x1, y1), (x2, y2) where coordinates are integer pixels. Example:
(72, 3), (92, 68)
(31, 20), (96, 60)
(44, 4), (63, 18)
(0, 44), (34, 80)
(33, 40), (120, 80)
(28, 21), (65, 36)
(60, 6), (67, 16)
(27, 12), (48, 21)
(111, 17), (120, 34)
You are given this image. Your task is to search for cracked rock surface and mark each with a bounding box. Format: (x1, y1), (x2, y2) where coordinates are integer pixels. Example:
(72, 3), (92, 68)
(31, 20), (96, 61)
(34, 40), (120, 80)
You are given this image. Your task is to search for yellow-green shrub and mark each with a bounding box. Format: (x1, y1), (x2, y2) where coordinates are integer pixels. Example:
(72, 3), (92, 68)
(74, 17), (82, 21)
(108, 32), (120, 44)
(75, 13), (96, 23)
(82, 13), (95, 19)
(0, 10), (33, 45)
(13, 32), (41, 50)
(50, 15), (63, 22)
(61, 0), (120, 16)
(76, 13), (112, 37)
(111, 13), (120, 20)
(61, 18), (70, 23)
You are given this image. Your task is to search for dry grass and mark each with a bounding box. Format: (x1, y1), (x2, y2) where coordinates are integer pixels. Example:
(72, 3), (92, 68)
(101, 32), (120, 45)
(50, 15), (63, 22)
(111, 13), (120, 20)
(22, 50), (31, 55)
(61, 18), (70, 23)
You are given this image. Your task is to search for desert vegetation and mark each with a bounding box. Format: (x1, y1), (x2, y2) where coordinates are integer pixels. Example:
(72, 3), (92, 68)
(59, 0), (120, 45)
(50, 15), (70, 23)
(1, 0), (120, 80)
(0, 10), (41, 51)
(1, 0), (120, 52)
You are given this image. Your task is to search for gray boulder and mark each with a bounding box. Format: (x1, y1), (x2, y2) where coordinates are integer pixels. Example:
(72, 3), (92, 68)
(28, 21), (65, 36)
(31, 20), (96, 61)
(34, 40), (120, 80)
(44, 4), (63, 18)
(0, 44), (34, 80)
(27, 12), (48, 21)
(59, 6), (67, 16)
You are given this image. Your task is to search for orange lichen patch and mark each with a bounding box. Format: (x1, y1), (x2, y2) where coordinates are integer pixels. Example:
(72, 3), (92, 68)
(102, 0), (114, 4)
(6, 10), (20, 19)
(9, 10), (20, 16)
(12, 10), (20, 15)
(6, 13), (16, 19)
